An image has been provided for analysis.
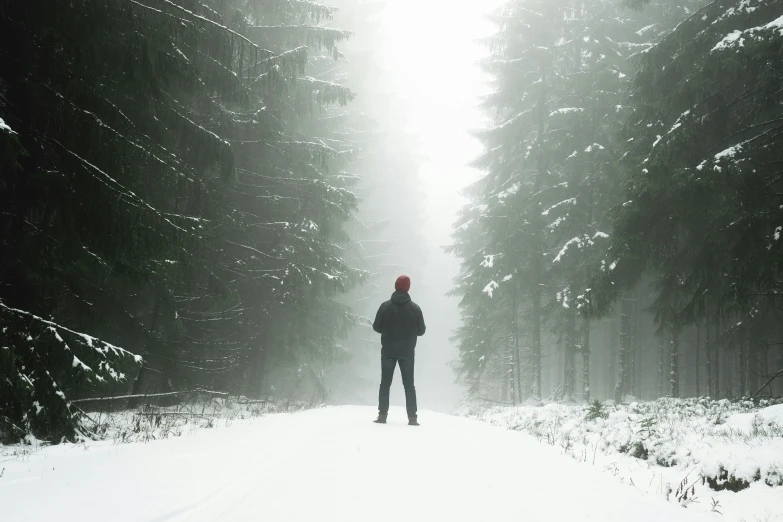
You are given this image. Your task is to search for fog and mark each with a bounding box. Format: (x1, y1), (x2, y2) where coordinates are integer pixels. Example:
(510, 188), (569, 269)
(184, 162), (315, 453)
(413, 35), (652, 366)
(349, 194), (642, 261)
(319, 0), (499, 413)
(381, 1), (498, 413)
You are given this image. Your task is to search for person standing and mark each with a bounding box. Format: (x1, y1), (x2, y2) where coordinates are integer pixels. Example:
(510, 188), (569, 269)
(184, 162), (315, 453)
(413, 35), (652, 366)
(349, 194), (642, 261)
(372, 275), (426, 426)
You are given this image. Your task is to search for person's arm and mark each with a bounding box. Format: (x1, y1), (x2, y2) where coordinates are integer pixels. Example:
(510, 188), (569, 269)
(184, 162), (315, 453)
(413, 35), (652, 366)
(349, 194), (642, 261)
(372, 304), (385, 334)
(416, 305), (426, 336)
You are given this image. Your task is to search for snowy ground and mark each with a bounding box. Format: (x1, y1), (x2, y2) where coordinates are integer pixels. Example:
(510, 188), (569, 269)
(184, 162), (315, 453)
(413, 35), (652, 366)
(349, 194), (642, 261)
(460, 399), (783, 522)
(1, 406), (730, 522)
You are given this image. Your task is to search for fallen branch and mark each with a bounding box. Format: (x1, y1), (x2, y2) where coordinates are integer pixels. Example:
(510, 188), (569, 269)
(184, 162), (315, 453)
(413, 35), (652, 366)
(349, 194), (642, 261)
(752, 367), (783, 398)
(476, 397), (514, 405)
(71, 389), (229, 403)
(135, 412), (220, 417)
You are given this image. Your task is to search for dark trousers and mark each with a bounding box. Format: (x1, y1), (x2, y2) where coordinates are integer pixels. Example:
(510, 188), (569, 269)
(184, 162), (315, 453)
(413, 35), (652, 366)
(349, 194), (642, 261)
(378, 356), (417, 418)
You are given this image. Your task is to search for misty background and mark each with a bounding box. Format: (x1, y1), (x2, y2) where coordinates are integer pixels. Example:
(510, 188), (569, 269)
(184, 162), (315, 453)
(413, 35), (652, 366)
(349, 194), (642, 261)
(321, 0), (499, 413)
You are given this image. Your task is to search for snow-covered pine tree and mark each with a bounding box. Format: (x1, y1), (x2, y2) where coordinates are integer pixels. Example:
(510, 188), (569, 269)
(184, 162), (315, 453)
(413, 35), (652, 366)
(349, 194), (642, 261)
(532, 0), (645, 402)
(459, 0), (569, 401)
(449, 186), (524, 403)
(0, 0), (366, 440)
(455, 0), (658, 402)
(0, 0), (266, 438)
(187, 0), (365, 399)
(596, 0), (783, 396)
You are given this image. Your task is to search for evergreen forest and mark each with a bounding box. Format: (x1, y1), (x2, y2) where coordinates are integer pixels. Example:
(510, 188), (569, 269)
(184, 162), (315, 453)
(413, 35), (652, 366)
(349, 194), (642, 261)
(1, 0), (782, 444)
(450, 0), (783, 405)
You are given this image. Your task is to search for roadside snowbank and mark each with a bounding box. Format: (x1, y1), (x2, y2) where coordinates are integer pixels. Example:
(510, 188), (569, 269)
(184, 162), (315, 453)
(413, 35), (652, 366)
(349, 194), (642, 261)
(0, 407), (721, 522)
(2, 396), (314, 457)
(460, 398), (783, 522)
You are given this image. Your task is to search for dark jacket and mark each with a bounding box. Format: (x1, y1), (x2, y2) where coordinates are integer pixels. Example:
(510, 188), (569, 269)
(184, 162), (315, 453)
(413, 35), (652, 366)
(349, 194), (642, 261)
(373, 291), (426, 357)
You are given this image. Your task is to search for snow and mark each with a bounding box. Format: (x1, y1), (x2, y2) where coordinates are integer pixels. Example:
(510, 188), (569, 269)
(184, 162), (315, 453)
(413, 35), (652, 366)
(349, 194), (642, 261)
(496, 182), (520, 202)
(549, 107), (584, 117)
(0, 116), (15, 134)
(584, 143), (605, 153)
(713, 30), (744, 51)
(554, 234), (595, 263)
(713, 15), (783, 52)
(715, 144), (743, 161)
(542, 198), (577, 216)
(1, 406), (724, 522)
(462, 399), (783, 522)
(483, 280), (499, 298)
(0, 301), (140, 361)
(636, 24), (657, 36)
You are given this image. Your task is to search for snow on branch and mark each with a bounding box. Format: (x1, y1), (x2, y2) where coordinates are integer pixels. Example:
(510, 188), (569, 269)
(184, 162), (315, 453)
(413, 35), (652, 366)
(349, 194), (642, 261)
(713, 14), (783, 52)
(158, 0), (275, 57)
(483, 281), (500, 298)
(553, 234), (599, 264)
(0, 117), (16, 134)
(549, 108), (584, 117)
(50, 139), (190, 235)
(298, 76), (355, 106)
(0, 301), (141, 364)
(246, 25), (352, 53)
(542, 198), (577, 216)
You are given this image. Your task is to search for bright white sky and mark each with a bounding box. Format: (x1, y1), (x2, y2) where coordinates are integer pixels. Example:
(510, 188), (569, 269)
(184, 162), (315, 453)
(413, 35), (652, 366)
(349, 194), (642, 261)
(381, 0), (499, 244)
(373, 0), (501, 411)
(1, 406), (730, 522)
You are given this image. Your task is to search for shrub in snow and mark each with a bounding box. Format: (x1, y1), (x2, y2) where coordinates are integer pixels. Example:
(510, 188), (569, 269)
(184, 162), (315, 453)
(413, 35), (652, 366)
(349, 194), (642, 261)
(0, 303), (141, 443)
(461, 397), (783, 493)
(82, 396), (315, 444)
(585, 399), (609, 421)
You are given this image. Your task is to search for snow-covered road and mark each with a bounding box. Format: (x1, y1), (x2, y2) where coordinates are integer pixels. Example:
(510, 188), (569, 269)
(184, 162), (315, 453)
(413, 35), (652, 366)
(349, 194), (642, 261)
(1, 406), (718, 522)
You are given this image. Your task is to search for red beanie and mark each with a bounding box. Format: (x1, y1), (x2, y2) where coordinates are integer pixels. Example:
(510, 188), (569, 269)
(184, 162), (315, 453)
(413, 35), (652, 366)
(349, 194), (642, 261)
(395, 275), (411, 293)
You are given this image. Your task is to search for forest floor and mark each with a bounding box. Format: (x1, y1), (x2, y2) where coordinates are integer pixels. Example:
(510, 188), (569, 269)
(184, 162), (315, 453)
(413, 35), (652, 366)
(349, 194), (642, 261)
(0, 405), (733, 522)
(460, 398), (783, 522)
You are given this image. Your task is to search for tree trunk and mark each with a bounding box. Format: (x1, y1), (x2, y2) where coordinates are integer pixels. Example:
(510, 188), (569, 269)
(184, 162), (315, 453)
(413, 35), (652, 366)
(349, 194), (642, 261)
(582, 315), (591, 402)
(670, 326), (680, 398)
(738, 326), (748, 397)
(696, 321), (701, 397)
(747, 330), (759, 397)
(658, 334), (665, 398)
(530, 40), (548, 401)
(531, 261), (542, 399)
(706, 318), (713, 396)
(610, 311), (619, 398)
(505, 346), (519, 406)
(563, 311), (577, 401)
(512, 285), (522, 401)
(777, 319), (783, 396)
(253, 343), (267, 398)
(614, 294), (633, 403)
(627, 297), (638, 397)
(714, 317), (721, 398)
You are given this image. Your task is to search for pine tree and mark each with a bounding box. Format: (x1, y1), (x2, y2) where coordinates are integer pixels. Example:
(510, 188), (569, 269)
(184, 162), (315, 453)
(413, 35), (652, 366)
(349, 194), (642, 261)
(595, 0), (783, 396)
(0, 0), (367, 441)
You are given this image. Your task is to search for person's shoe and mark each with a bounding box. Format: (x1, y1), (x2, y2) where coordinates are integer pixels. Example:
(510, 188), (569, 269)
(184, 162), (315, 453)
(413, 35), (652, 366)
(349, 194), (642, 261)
(373, 414), (387, 424)
(408, 417), (420, 426)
